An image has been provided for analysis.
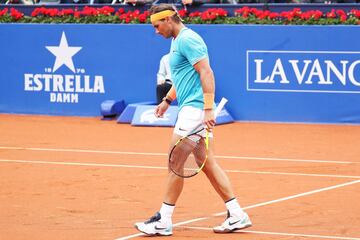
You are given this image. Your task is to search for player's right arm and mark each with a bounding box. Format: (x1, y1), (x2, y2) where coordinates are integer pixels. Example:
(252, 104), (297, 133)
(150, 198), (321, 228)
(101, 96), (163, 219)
(155, 86), (176, 117)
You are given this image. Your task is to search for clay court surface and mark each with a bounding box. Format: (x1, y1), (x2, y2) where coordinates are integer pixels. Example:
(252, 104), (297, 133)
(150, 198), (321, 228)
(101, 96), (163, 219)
(0, 114), (360, 240)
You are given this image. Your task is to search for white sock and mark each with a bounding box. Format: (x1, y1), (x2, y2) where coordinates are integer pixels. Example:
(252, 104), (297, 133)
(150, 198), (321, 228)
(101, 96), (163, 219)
(159, 202), (175, 224)
(225, 198), (244, 218)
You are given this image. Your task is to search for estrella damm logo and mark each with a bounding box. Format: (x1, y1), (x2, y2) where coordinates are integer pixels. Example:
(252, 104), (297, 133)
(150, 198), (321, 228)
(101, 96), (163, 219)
(23, 31), (105, 103)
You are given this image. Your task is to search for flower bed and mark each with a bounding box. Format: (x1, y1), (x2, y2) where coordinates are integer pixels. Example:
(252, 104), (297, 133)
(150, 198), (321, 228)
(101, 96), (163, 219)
(1, 6), (360, 24)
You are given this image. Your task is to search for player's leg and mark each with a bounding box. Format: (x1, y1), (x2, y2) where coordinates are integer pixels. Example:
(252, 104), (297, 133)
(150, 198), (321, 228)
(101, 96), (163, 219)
(135, 108), (196, 236)
(134, 133), (182, 236)
(202, 139), (252, 233)
(201, 139), (235, 201)
(164, 133), (186, 204)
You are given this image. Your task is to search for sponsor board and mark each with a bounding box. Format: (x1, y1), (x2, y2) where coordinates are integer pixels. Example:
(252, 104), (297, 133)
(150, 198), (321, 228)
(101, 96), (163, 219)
(23, 32), (106, 104)
(131, 105), (179, 126)
(247, 50), (360, 93)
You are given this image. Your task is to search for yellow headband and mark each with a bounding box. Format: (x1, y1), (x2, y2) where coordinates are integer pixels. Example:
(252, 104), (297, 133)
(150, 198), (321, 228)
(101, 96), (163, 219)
(150, 10), (176, 24)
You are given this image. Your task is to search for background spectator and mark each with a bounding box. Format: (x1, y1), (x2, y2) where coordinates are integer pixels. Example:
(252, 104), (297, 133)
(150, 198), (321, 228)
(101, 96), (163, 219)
(156, 53), (173, 104)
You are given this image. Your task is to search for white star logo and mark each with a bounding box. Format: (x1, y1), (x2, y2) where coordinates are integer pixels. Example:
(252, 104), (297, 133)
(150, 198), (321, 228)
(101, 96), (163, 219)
(46, 32), (82, 73)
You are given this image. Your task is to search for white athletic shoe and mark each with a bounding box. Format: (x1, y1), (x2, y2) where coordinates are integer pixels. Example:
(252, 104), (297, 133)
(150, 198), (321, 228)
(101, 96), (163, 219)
(134, 212), (173, 236)
(213, 211), (252, 233)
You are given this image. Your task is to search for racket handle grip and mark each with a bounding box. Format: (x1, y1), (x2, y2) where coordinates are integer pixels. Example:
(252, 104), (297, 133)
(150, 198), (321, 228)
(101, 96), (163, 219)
(214, 97), (228, 118)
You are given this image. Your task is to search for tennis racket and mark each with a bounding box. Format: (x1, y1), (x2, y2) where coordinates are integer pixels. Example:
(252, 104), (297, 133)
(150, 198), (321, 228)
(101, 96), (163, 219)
(169, 97), (228, 178)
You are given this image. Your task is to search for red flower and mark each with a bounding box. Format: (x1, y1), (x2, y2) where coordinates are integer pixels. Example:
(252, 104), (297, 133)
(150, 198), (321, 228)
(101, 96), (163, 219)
(74, 11), (81, 19)
(189, 11), (201, 18)
(46, 8), (59, 17)
(178, 9), (187, 18)
(132, 9), (140, 17)
(82, 6), (97, 17)
(326, 9), (336, 18)
(336, 9), (346, 17)
(10, 8), (23, 20)
(31, 7), (46, 17)
(269, 12), (279, 20)
(117, 8), (125, 15)
(143, 10), (150, 17)
(292, 8), (302, 17)
(351, 9), (360, 18)
(235, 7), (253, 18)
(340, 14), (347, 22)
(101, 6), (115, 15)
(301, 12), (311, 20)
(281, 11), (296, 21)
(313, 10), (323, 20)
(60, 9), (74, 16)
(0, 8), (8, 17)
(138, 13), (147, 23)
(257, 10), (270, 20)
(216, 8), (227, 17)
(198, 8), (227, 21)
(235, 6), (249, 15)
(250, 7), (260, 15)
(200, 11), (210, 21)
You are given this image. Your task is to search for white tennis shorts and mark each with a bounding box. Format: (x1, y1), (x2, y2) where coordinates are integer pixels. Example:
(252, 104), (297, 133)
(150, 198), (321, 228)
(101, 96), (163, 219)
(174, 106), (213, 138)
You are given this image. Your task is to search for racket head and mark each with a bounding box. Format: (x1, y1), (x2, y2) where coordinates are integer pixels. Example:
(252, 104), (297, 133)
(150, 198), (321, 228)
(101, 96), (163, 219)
(168, 128), (209, 178)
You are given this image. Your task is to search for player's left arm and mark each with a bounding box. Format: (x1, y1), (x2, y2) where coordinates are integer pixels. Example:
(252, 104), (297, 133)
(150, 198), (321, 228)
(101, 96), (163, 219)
(193, 58), (216, 130)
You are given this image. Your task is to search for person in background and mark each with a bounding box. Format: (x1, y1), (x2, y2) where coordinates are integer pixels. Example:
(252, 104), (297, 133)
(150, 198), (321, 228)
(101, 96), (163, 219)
(156, 53), (173, 104)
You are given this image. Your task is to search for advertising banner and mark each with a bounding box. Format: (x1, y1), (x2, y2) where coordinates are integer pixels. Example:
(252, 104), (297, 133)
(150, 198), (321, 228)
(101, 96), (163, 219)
(1, 24), (360, 124)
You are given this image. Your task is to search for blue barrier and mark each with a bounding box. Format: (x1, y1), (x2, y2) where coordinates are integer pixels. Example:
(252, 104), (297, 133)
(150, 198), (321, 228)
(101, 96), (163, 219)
(131, 105), (178, 126)
(117, 101), (156, 123)
(216, 108), (234, 125)
(120, 102), (234, 126)
(1, 24), (360, 124)
(100, 99), (125, 119)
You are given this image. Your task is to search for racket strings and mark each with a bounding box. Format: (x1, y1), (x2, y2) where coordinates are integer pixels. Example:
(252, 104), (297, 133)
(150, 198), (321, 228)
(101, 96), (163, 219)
(169, 135), (207, 178)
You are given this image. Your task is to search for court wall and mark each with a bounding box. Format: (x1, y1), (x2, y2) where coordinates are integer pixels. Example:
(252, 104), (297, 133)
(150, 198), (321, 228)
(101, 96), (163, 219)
(1, 24), (360, 123)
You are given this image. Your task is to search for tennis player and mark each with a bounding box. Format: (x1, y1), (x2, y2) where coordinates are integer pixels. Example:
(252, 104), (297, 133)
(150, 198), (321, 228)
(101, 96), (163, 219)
(134, 4), (252, 236)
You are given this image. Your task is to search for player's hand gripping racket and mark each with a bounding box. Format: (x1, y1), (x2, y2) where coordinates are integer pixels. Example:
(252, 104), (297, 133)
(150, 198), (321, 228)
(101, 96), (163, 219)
(169, 98), (228, 178)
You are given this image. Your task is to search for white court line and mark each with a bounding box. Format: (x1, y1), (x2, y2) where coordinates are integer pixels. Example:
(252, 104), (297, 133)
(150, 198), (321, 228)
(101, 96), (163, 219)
(183, 226), (360, 240)
(0, 158), (360, 179)
(226, 169), (360, 180)
(0, 146), (355, 164)
(0, 157), (358, 239)
(0, 159), (167, 170)
(115, 179), (360, 240)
